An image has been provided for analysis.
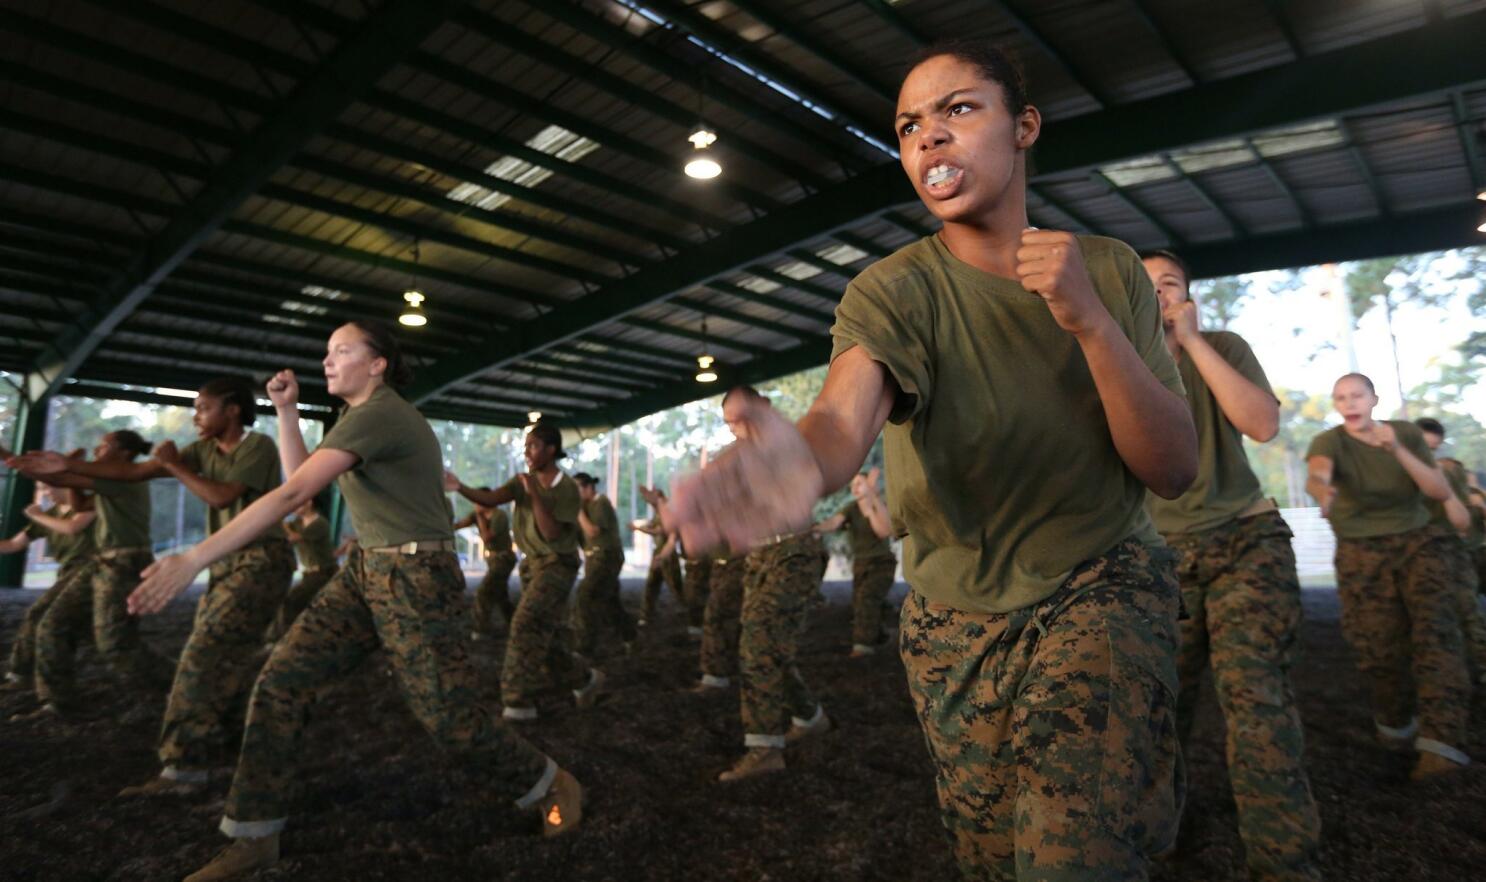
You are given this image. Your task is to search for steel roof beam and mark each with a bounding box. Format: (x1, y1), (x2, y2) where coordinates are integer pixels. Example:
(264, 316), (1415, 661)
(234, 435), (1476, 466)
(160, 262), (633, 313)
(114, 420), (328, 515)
(1243, 138), (1315, 229)
(857, 0), (931, 45)
(1159, 156), (1247, 237)
(1262, 0), (1306, 58)
(19, 0), (468, 401)
(1090, 171), (1183, 245)
(1450, 91), (1486, 192)
(985, 1), (1113, 106)
(1125, 1), (1201, 84)
(1338, 120), (1390, 217)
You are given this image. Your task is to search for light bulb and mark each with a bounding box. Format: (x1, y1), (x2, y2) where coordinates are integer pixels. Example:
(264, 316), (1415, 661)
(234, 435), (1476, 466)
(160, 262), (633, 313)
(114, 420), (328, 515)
(685, 125), (721, 179)
(528, 411), (542, 423)
(695, 353), (717, 383)
(399, 289), (427, 327)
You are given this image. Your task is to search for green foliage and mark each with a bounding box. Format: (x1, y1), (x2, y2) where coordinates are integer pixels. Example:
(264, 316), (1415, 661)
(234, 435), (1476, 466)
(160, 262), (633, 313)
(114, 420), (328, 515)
(1192, 276), (1250, 331)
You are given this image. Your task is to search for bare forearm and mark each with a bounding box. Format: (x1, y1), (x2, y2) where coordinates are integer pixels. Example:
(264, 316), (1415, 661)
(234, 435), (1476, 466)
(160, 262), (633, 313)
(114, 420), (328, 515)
(798, 351), (893, 495)
(163, 462), (244, 509)
(1305, 476), (1330, 506)
(68, 458), (165, 482)
(1444, 498), (1471, 534)
(861, 496), (893, 539)
(460, 484), (513, 507)
(1078, 322), (1197, 498)
(275, 404), (311, 476)
(25, 511), (77, 534)
(1184, 336), (1279, 441)
(185, 480), (317, 570)
(1394, 448), (1450, 500)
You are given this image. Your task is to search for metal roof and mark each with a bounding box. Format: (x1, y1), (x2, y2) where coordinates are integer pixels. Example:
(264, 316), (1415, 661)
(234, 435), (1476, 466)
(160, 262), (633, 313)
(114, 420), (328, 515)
(1, 0), (1484, 430)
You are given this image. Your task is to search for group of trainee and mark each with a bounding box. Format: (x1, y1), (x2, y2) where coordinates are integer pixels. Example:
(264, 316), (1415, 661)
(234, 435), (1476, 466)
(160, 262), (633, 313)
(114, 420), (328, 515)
(0, 36), (1482, 882)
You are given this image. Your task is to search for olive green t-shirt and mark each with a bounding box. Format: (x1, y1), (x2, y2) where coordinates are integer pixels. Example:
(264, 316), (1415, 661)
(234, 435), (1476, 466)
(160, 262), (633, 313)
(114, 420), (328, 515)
(181, 432), (285, 542)
(830, 233), (1184, 614)
(582, 495), (623, 553)
(1429, 459), (1484, 547)
(24, 507), (96, 566)
(290, 515), (336, 571)
(481, 507), (513, 555)
(837, 502), (893, 561)
(1306, 422), (1435, 539)
(319, 385), (453, 548)
(1149, 331), (1273, 534)
(500, 471), (581, 557)
(91, 478), (152, 550)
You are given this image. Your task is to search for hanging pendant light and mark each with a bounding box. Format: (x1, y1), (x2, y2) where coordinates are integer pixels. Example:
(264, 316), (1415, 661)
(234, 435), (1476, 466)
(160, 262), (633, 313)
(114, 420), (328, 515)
(695, 317), (718, 383)
(684, 79), (721, 180)
(400, 240), (428, 327)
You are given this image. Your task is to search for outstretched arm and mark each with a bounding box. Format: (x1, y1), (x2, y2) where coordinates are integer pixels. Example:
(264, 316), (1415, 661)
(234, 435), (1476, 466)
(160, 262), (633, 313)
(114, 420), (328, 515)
(812, 513), (846, 535)
(0, 529), (33, 555)
(129, 448), (358, 615)
(23, 506), (96, 536)
(152, 441), (250, 510)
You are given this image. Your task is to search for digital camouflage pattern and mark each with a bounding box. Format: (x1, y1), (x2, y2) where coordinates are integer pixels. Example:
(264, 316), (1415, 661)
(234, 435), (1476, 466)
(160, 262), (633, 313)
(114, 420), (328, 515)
(501, 553), (589, 709)
(851, 555), (898, 649)
(268, 565), (337, 642)
(1333, 525), (1469, 752)
(472, 550), (518, 634)
(641, 552), (684, 624)
(6, 557), (97, 678)
(160, 540), (295, 771)
(34, 549), (173, 709)
(739, 535), (822, 745)
(900, 539), (1183, 881)
(699, 557), (746, 681)
(222, 547), (550, 832)
(1439, 535), (1486, 682)
(1165, 511), (1321, 881)
(682, 556), (713, 628)
(572, 547), (635, 657)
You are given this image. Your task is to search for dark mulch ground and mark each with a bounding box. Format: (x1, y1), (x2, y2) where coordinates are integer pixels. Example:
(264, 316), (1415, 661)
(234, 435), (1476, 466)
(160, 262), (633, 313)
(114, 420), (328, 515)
(1, 580), (1483, 881)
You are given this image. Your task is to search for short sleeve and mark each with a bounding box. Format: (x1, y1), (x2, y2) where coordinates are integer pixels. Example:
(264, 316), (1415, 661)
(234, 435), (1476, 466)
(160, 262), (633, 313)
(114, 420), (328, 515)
(179, 439), (205, 473)
(225, 434), (280, 491)
(830, 272), (934, 424)
(1118, 245), (1185, 398)
(499, 475), (526, 505)
(1210, 332), (1276, 402)
(1306, 430), (1337, 462)
(321, 404), (402, 467)
(1396, 422), (1436, 466)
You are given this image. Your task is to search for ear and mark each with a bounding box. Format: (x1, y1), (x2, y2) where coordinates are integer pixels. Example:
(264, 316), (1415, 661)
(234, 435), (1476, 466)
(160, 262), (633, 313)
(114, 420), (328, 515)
(1014, 104), (1041, 150)
(369, 355), (387, 378)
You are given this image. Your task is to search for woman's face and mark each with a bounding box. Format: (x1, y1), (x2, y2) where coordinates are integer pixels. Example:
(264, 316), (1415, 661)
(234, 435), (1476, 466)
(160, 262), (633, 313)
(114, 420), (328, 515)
(895, 54), (1039, 226)
(94, 433), (125, 463)
(1332, 377), (1378, 426)
(323, 324), (385, 399)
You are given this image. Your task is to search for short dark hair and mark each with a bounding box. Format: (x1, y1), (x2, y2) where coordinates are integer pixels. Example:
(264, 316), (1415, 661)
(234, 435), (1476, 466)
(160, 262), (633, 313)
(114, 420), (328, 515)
(906, 40), (1029, 115)
(110, 430), (151, 458)
(1138, 249), (1191, 286)
(199, 376), (258, 427)
(527, 421), (567, 459)
(573, 472), (599, 487)
(1337, 372), (1376, 394)
(344, 320), (414, 388)
(1414, 417), (1446, 438)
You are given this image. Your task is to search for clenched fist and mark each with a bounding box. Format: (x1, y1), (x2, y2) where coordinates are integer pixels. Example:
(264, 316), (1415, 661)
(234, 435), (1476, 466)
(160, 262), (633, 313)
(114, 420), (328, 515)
(1015, 229), (1110, 337)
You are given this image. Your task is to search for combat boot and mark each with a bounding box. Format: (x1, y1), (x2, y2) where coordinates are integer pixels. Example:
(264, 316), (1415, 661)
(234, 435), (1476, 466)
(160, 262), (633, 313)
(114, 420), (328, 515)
(786, 707), (832, 744)
(573, 668), (606, 709)
(1412, 751), (1469, 780)
(118, 774), (206, 799)
(718, 748), (785, 782)
(183, 834), (279, 881)
(538, 768), (583, 838)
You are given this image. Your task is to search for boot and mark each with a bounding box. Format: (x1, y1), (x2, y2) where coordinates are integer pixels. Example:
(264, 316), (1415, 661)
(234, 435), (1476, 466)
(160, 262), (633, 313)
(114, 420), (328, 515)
(786, 709), (832, 745)
(538, 768), (583, 838)
(573, 669), (606, 709)
(718, 748), (785, 783)
(182, 834), (279, 882)
(1412, 751), (1468, 780)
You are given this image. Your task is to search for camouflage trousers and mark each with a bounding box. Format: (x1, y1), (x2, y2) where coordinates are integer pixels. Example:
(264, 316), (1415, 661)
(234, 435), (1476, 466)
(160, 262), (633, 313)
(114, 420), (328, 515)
(1474, 546), (1486, 594)
(1166, 512), (1321, 882)
(641, 554), (684, 623)
(473, 551), (518, 634)
(900, 539), (1183, 882)
(739, 536), (823, 745)
(267, 565), (336, 641)
(159, 541), (295, 775)
(6, 558), (95, 678)
(699, 558), (746, 683)
(221, 547), (552, 836)
(572, 547), (635, 657)
(501, 553), (590, 709)
(35, 549), (173, 709)
(1334, 526), (1470, 757)
(851, 554), (898, 649)
(682, 557), (713, 628)
(1439, 535), (1486, 681)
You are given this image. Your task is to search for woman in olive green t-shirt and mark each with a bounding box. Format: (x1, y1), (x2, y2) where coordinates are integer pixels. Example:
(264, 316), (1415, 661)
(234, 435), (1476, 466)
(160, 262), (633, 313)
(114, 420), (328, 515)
(1305, 372), (1469, 776)
(123, 321), (581, 880)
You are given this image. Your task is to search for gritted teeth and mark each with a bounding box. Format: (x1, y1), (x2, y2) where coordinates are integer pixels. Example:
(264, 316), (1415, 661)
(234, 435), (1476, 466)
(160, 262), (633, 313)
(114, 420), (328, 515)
(925, 164), (961, 187)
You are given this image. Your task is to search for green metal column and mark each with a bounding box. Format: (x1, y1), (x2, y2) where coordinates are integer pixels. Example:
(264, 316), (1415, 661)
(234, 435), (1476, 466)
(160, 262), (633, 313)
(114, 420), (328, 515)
(1, 393), (51, 588)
